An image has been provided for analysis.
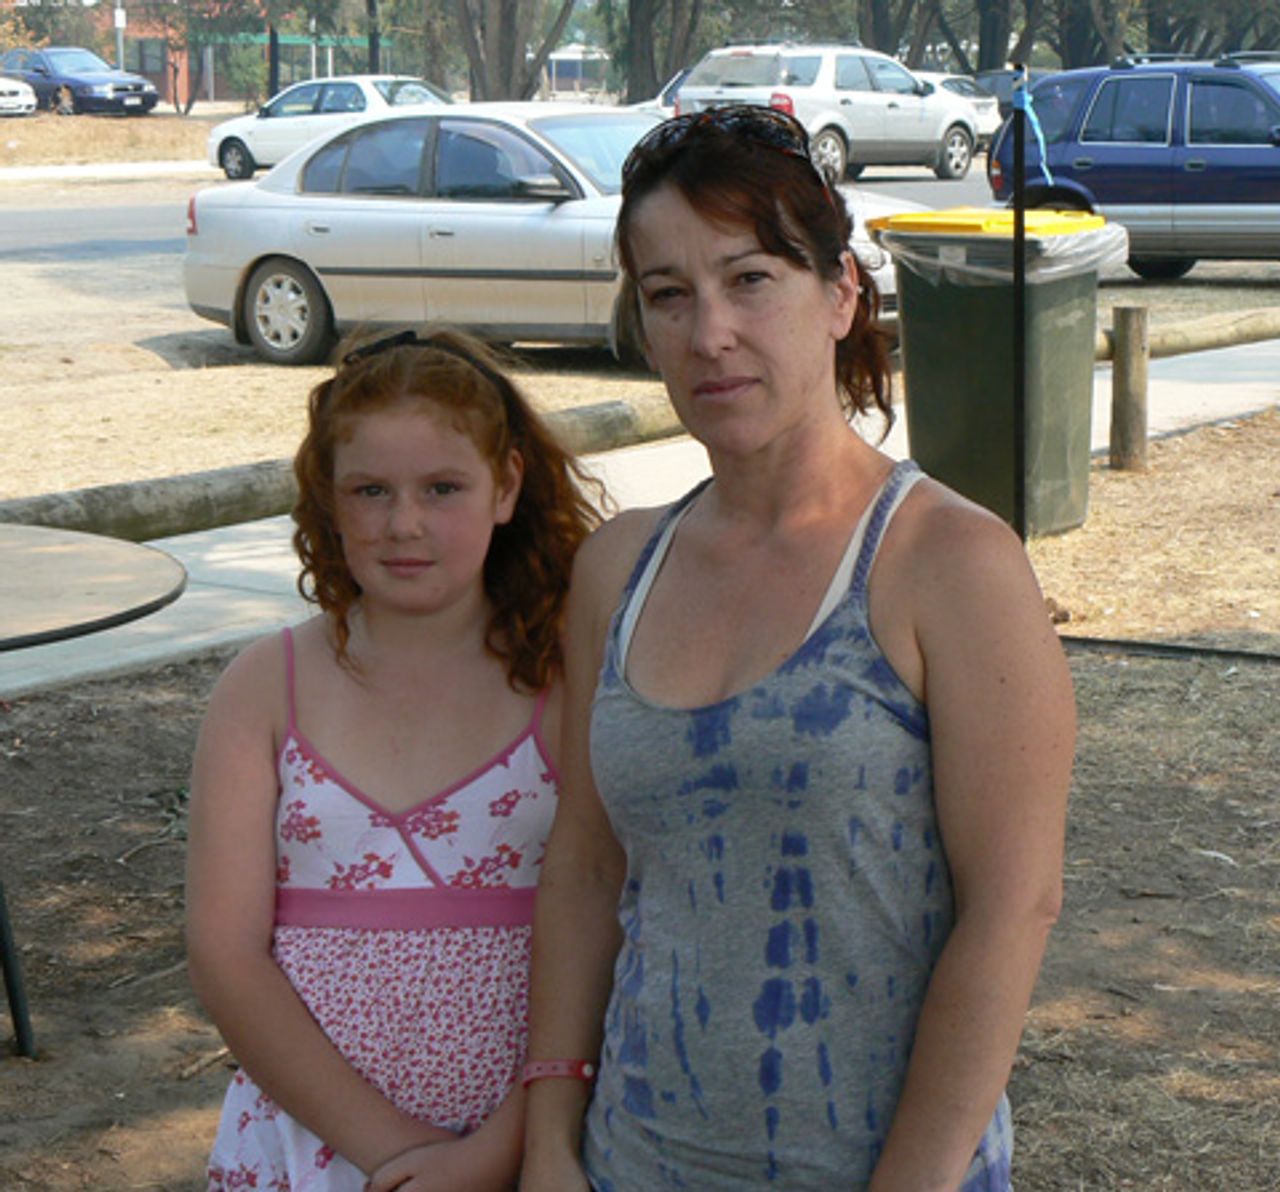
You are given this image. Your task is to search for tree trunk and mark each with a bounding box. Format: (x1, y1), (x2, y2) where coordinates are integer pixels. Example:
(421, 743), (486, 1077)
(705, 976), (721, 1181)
(975, 0), (1013, 71)
(366, 0), (381, 72)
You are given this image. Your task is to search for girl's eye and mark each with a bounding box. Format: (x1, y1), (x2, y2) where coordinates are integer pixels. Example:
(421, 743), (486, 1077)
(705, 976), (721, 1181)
(354, 483), (386, 498)
(430, 481), (460, 497)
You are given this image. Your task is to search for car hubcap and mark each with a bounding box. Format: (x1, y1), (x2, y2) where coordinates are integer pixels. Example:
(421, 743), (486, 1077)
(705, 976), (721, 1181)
(946, 135), (969, 172)
(812, 137), (842, 183)
(225, 147), (244, 174)
(254, 275), (308, 350)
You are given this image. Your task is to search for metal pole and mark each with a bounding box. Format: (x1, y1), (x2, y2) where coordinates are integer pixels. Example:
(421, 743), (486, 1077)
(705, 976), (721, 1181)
(1011, 63), (1028, 542)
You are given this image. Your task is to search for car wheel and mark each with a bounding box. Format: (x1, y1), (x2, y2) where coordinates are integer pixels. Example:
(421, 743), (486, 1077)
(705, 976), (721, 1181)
(1127, 256), (1196, 281)
(810, 128), (848, 185)
(934, 125), (973, 179)
(219, 138), (256, 181)
(243, 258), (334, 366)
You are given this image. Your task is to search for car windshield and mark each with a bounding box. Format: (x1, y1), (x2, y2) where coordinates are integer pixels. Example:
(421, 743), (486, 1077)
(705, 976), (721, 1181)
(46, 48), (112, 72)
(376, 78), (451, 106)
(685, 52), (782, 88)
(531, 112), (661, 193)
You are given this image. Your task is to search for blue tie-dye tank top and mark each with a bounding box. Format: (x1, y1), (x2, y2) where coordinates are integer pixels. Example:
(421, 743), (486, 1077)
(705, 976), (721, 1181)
(583, 459), (1012, 1190)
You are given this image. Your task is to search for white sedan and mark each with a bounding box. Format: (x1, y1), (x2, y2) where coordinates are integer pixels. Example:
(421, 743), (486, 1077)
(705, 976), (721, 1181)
(207, 74), (450, 179)
(184, 103), (924, 366)
(914, 72), (1002, 145)
(0, 75), (37, 116)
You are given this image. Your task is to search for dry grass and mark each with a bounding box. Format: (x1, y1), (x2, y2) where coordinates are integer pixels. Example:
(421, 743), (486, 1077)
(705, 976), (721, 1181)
(0, 107), (230, 166)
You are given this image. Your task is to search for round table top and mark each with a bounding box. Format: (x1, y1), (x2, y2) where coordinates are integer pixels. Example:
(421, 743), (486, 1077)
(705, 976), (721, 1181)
(0, 523), (187, 652)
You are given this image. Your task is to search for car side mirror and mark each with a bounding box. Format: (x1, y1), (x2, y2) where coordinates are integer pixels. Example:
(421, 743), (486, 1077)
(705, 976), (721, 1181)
(1270, 125), (1280, 147)
(515, 174), (574, 202)
(917, 80), (935, 96)
(32, 65), (49, 76)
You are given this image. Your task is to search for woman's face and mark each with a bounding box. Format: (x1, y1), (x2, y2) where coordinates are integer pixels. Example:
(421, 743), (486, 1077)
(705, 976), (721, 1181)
(627, 183), (857, 458)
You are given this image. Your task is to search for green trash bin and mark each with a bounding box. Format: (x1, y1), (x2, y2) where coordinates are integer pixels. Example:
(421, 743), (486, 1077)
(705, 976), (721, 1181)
(868, 208), (1128, 536)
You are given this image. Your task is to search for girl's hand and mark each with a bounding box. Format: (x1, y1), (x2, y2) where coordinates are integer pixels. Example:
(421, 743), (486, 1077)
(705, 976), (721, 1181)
(517, 1150), (590, 1192)
(364, 1133), (515, 1192)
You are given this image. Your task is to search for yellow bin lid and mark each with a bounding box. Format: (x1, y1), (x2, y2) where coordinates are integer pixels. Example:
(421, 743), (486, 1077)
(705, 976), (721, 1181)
(866, 206), (1106, 237)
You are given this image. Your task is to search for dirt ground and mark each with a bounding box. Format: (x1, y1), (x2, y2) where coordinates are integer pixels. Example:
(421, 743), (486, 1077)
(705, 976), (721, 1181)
(1, 157), (1278, 1188)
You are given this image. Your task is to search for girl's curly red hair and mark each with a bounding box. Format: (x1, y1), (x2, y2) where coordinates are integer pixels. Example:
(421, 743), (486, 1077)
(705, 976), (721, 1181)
(292, 328), (603, 691)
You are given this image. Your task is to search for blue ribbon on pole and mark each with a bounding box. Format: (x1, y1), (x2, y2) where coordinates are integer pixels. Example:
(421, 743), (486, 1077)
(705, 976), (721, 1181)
(1012, 83), (1054, 187)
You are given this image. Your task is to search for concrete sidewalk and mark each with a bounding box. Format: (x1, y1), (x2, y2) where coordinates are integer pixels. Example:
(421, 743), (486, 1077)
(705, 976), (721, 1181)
(3, 340), (1277, 699)
(0, 159), (218, 183)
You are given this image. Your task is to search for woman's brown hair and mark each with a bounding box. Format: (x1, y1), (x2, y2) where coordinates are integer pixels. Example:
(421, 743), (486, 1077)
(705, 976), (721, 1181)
(292, 328), (603, 691)
(614, 107), (895, 434)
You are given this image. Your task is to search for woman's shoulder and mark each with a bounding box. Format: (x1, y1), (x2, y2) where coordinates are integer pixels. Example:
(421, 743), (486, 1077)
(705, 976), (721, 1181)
(573, 505), (668, 591)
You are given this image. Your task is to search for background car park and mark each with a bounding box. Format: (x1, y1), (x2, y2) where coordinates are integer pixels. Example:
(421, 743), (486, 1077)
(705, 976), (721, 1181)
(988, 54), (1280, 279)
(0, 75), (36, 117)
(675, 43), (981, 181)
(206, 74), (452, 179)
(974, 66), (1057, 120)
(914, 71), (1001, 144)
(0, 46), (157, 113)
(183, 103), (924, 366)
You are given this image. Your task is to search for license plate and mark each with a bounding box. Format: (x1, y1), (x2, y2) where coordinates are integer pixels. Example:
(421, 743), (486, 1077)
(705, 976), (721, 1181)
(124, 96), (141, 106)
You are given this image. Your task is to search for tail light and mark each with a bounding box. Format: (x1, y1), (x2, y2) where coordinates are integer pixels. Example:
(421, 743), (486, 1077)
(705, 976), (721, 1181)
(185, 195), (197, 236)
(988, 157), (1003, 191)
(769, 92), (794, 116)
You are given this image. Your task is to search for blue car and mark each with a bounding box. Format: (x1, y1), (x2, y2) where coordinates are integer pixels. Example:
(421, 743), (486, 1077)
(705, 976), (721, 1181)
(0, 46), (158, 114)
(987, 54), (1280, 279)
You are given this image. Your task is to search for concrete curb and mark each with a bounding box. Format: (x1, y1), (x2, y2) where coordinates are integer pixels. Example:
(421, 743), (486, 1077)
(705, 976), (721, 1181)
(0, 159), (218, 183)
(0, 395), (685, 541)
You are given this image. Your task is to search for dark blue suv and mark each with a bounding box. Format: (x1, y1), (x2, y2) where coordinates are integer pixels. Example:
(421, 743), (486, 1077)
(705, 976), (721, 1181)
(988, 54), (1280, 279)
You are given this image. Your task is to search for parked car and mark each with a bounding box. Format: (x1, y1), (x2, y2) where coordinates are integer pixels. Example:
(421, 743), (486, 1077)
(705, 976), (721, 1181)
(631, 67), (692, 118)
(988, 54), (1280, 279)
(914, 71), (1001, 144)
(184, 103), (923, 366)
(0, 75), (37, 117)
(0, 46), (158, 114)
(674, 43), (981, 181)
(207, 74), (452, 179)
(973, 67), (1057, 120)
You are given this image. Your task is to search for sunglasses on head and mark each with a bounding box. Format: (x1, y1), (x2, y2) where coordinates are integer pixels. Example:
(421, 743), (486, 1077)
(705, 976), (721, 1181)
(341, 329), (509, 394)
(623, 105), (830, 189)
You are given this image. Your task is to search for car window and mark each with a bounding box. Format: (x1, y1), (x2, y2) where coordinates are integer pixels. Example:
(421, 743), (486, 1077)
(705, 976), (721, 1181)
(685, 53), (780, 88)
(836, 55), (873, 91)
(866, 58), (919, 95)
(1030, 74), (1093, 142)
(380, 79), (446, 105)
(435, 120), (552, 199)
(1082, 75), (1173, 143)
(945, 78), (988, 99)
(268, 82), (323, 118)
(319, 83), (365, 114)
(1256, 68), (1280, 102)
(779, 56), (821, 86)
(1188, 79), (1276, 144)
(46, 48), (111, 72)
(534, 112), (657, 193)
(301, 117), (430, 195)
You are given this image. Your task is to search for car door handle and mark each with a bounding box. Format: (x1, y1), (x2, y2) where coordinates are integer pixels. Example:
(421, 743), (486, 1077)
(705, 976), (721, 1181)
(1072, 157), (1094, 170)
(1184, 158), (1207, 172)
(304, 221), (331, 235)
(888, 101), (901, 109)
(428, 228), (455, 238)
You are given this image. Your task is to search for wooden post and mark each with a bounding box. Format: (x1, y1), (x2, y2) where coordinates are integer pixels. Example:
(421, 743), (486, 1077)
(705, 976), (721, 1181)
(1111, 305), (1149, 471)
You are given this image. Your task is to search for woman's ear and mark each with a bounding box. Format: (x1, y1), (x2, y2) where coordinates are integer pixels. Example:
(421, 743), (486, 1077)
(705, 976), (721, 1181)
(494, 448), (524, 525)
(830, 250), (860, 339)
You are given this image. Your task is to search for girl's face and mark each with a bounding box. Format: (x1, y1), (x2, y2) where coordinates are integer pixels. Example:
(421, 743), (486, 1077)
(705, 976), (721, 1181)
(332, 401), (521, 620)
(628, 184), (857, 459)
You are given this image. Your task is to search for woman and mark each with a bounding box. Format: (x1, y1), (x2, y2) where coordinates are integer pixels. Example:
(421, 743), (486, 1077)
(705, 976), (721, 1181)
(520, 107), (1074, 1191)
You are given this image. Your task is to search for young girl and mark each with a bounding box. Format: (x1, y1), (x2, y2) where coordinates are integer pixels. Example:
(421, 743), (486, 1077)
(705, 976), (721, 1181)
(186, 328), (600, 1191)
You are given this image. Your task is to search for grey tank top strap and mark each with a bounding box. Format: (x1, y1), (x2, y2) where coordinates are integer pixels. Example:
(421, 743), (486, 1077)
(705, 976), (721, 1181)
(615, 461), (924, 666)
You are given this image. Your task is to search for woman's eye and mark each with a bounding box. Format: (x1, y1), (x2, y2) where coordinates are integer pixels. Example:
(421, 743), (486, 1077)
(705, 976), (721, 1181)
(736, 270), (770, 287)
(645, 285), (684, 305)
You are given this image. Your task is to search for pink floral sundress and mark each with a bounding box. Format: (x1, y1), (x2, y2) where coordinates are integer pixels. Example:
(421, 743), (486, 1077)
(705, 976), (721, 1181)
(207, 628), (558, 1191)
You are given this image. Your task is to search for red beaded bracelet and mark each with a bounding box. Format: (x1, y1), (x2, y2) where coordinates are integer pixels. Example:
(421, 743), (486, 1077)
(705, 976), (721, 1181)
(520, 1058), (597, 1088)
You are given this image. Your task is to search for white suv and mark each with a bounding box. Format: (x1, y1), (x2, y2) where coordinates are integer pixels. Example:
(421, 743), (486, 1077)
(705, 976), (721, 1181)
(676, 43), (980, 181)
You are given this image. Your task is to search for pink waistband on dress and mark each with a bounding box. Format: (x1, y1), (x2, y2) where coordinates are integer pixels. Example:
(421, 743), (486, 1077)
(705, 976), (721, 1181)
(275, 885), (537, 930)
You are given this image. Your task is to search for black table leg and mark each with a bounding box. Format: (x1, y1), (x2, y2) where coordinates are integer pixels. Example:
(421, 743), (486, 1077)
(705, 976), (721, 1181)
(0, 876), (36, 1058)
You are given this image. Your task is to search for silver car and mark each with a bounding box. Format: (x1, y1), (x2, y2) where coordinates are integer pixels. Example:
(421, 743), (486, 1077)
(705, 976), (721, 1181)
(183, 103), (922, 366)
